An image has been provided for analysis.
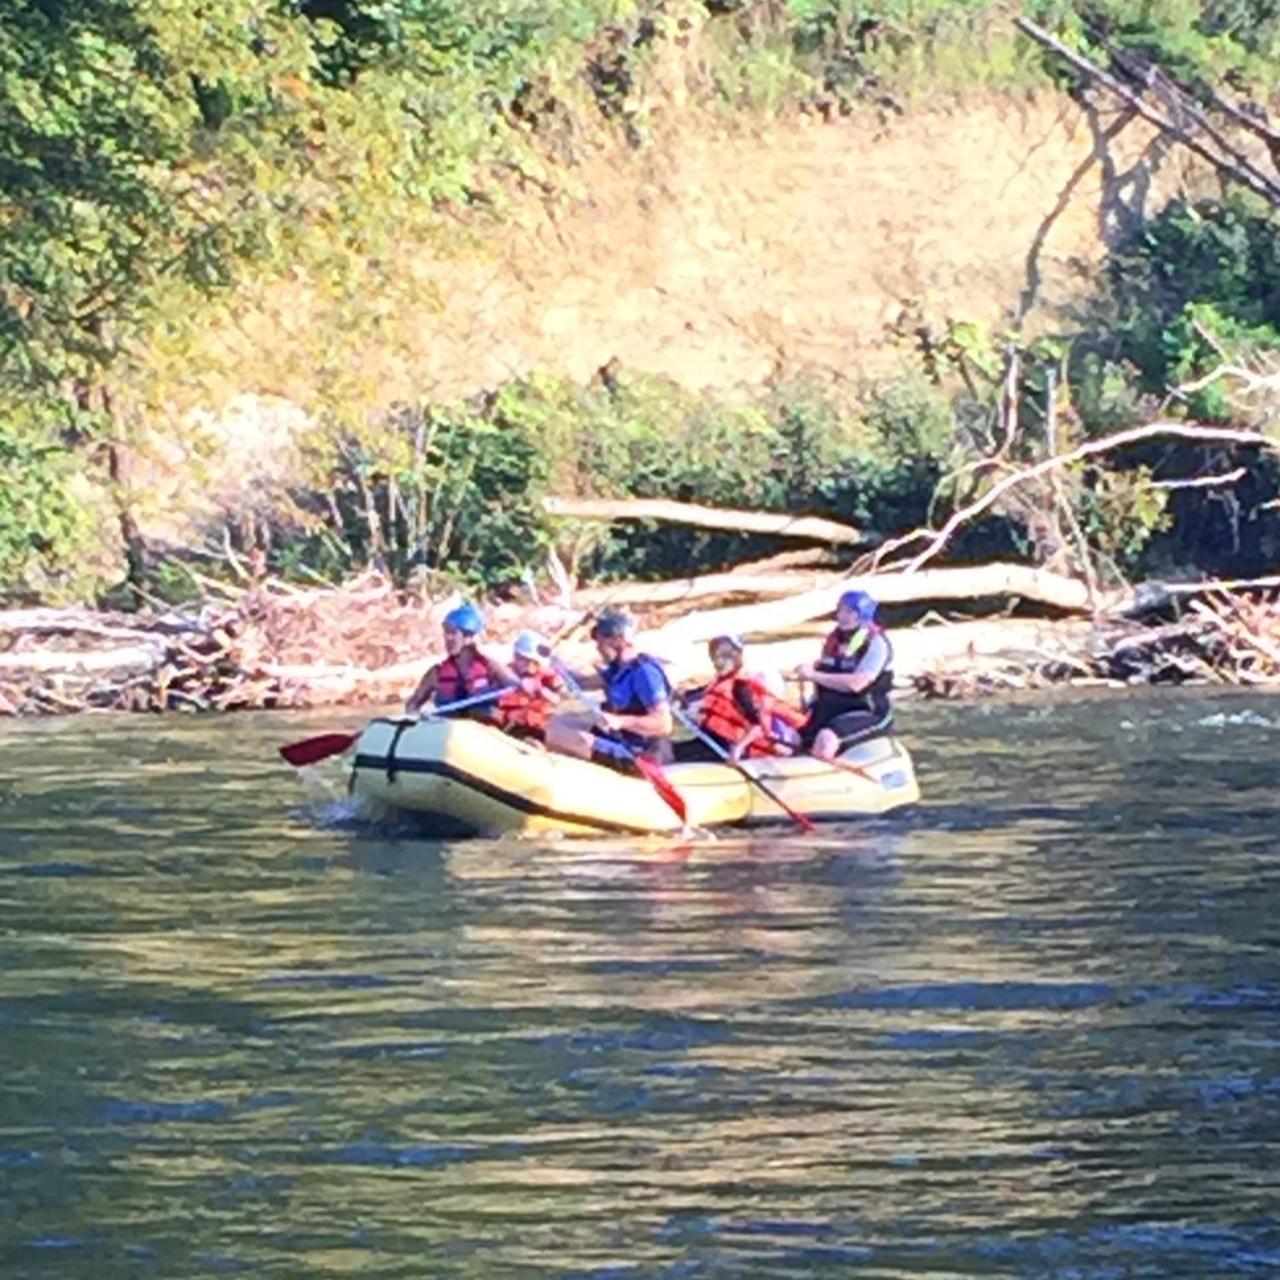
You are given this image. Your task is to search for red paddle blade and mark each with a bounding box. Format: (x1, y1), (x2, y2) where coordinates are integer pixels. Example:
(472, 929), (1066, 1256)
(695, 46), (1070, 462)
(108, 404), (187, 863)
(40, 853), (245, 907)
(634, 755), (688, 824)
(782, 803), (817, 833)
(783, 803), (814, 834)
(279, 732), (357, 767)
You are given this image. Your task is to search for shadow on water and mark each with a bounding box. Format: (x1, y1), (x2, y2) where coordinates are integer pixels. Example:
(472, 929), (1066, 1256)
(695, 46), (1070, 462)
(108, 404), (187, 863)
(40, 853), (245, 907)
(1, 689), (1278, 1277)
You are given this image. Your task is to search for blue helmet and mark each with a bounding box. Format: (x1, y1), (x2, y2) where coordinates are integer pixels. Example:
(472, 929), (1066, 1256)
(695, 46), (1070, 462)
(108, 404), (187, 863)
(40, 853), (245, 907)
(443, 601), (484, 636)
(837, 588), (878, 626)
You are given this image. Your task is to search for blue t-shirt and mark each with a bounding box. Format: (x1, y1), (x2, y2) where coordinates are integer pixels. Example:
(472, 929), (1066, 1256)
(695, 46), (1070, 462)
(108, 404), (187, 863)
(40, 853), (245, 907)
(600, 654), (669, 746)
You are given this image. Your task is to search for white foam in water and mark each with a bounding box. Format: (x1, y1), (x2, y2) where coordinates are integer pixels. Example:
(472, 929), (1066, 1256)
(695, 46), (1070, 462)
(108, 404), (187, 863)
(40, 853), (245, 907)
(315, 795), (372, 828)
(1198, 711), (1280, 730)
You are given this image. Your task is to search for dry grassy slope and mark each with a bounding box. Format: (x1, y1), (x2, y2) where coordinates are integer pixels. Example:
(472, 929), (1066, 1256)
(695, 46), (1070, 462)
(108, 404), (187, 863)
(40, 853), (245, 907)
(149, 92), (1206, 538)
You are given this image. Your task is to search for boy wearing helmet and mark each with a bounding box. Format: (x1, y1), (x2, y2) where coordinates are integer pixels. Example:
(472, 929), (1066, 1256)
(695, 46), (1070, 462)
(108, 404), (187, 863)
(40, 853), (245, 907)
(675, 635), (806, 762)
(404, 601), (515, 716)
(545, 608), (674, 773)
(793, 588), (894, 760)
(494, 631), (565, 741)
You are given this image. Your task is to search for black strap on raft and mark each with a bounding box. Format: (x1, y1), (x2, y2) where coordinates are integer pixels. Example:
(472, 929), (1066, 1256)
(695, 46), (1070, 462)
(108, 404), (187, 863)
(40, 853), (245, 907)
(385, 719), (414, 782)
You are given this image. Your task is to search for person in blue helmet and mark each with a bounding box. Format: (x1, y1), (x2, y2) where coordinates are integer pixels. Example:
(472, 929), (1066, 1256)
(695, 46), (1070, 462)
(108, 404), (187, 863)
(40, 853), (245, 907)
(793, 588), (894, 759)
(545, 608), (674, 773)
(404, 601), (515, 717)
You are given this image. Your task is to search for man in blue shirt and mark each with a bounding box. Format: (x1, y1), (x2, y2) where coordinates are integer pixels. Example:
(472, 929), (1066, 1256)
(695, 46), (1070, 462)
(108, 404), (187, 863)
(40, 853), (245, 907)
(545, 609), (674, 773)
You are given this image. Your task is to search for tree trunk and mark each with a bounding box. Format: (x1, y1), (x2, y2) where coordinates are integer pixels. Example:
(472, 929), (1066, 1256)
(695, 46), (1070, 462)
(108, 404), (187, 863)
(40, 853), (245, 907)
(543, 496), (866, 545)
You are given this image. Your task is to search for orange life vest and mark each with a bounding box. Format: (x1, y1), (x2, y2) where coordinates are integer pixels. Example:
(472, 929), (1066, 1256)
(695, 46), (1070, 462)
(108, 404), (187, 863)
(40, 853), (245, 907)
(436, 651), (494, 704)
(699, 673), (803, 757)
(495, 669), (563, 733)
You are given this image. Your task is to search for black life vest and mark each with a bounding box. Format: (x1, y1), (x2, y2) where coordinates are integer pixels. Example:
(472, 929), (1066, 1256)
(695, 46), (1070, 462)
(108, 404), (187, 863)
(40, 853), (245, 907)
(812, 625), (894, 718)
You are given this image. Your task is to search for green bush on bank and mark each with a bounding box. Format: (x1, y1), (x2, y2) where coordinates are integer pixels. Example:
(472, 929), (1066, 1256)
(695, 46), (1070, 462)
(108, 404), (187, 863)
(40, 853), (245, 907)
(262, 368), (957, 589)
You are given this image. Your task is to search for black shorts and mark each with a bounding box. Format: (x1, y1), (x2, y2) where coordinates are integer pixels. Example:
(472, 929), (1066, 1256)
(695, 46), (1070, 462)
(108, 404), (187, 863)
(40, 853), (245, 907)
(802, 707), (893, 751)
(672, 735), (731, 763)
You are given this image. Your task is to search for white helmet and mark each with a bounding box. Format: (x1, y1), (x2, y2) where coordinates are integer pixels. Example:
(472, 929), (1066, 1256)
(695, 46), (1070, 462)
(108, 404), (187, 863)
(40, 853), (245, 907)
(512, 630), (547, 661)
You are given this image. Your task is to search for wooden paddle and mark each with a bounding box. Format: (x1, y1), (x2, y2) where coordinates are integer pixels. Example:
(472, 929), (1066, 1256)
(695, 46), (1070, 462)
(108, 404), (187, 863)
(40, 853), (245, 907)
(278, 687), (507, 767)
(550, 660), (689, 827)
(671, 704), (816, 833)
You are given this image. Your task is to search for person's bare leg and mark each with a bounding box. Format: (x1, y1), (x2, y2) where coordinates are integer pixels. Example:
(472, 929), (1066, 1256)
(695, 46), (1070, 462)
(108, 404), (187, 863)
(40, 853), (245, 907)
(811, 727), (839, 760)
(545, 713), (597, 759)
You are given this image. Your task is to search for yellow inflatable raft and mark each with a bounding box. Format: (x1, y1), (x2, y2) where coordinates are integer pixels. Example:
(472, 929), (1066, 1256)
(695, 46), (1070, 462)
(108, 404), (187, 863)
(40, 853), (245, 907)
(349, 717), (919, 837)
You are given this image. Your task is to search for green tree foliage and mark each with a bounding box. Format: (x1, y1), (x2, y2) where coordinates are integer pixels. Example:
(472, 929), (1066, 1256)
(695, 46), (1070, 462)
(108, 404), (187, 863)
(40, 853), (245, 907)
(1095, 195), (1280, 411)
(1070, 193), (1280, 575)
(1026, 0), (1280, 84)
(0, 421), (91, 596)
(5, 0), (1280, 601)
(0, 0), (320, 595)
(0, 0), (315, 384)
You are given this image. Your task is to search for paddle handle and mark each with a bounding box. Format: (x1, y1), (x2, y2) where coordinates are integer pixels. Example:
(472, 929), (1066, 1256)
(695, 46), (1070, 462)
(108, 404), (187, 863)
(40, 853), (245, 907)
(672, 704), (815, 833)
(426, 686), (506, 717)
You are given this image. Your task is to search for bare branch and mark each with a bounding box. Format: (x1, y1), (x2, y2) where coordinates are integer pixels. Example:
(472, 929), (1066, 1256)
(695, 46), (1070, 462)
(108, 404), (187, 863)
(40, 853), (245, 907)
(894, 420), (1279, 576)
(1016, 17), (1280, 208)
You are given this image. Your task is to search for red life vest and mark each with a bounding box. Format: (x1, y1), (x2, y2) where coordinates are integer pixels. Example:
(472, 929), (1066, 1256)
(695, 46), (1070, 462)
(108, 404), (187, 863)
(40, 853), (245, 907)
(435, 651), (494, 704)
(699, 673), (803, 757)
(496, 669), (562, 733)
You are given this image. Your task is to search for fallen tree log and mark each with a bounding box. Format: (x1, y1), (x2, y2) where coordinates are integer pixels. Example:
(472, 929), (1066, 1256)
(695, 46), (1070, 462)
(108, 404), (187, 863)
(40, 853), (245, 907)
(0, 641), (167, 675)
(1016, 17), (1280, 209)
(650, 616), (1102, 689)
(543, 496), (866, 545)
(0, 608), (197, 643)
(572, 569), (840, 609)
(646, 562), (1122, 649)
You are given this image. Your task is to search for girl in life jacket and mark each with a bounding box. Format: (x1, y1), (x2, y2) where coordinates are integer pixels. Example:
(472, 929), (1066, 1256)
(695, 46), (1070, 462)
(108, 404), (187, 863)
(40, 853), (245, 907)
(675, 635), (808, 763)
(794, 588), (894, 759)
(494, 630), (564, 741)
(404, 602), (515, 719)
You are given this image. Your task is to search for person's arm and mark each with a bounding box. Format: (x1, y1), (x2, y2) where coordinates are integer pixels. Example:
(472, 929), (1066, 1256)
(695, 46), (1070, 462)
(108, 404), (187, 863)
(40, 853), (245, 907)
(405, 664), (438, 713)
(484, 654), (518, 690)
(599, 701), (672, 738)
(724, 681), (767, 760)
(537, 673), (565, 707)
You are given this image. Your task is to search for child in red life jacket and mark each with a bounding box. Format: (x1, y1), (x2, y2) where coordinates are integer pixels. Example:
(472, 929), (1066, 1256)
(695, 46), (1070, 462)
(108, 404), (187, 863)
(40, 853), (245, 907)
(674, 635), (807, 763)
(404, 602), (514, 718)
(494, 631), (564, 741)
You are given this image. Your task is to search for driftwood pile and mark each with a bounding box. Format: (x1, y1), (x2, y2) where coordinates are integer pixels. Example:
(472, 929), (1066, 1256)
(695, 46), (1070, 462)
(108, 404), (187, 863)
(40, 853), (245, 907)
(2, 559), (1278, 717)
(0, 580), (445, 716)
(913, 586), (1280, 698)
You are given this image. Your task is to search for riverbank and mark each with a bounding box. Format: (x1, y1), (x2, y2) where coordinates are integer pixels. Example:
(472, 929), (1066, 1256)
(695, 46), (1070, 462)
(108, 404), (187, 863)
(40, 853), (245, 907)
(3, 564), (1278, 717)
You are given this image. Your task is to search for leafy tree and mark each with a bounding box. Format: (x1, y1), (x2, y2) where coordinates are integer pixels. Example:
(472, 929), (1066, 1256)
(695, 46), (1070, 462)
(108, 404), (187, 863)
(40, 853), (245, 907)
(0, 0), (317, 598)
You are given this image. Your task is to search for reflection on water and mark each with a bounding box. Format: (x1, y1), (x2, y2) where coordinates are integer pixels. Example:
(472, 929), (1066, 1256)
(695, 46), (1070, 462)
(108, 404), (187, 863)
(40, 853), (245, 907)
(1, 690), (1279, 1277)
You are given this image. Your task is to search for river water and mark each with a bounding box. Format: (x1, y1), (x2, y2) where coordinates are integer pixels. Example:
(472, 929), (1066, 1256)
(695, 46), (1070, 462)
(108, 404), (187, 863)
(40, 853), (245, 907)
(1, 688), (1277, 1278)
